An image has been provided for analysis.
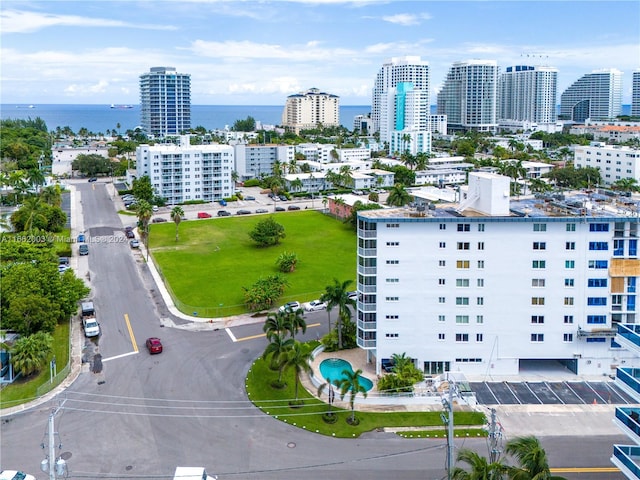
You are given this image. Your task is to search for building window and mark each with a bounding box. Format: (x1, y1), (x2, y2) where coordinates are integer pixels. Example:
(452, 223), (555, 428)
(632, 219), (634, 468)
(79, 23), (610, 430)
(457, 242), (470, 250)
(386, 241), (399, 247)
(587, 297), (607, 306)
(456, 279), (470, 287)
(440, 224), (446, 230)
(590, 223), (609, 232)
(439, 242), (446, 248)
(533, 223), (547, 232)
(563, 334), (573, 342)
(531, 315), (544, 324)
(477, 297), (484, 305)
(385, 296), (399, 302)
(456, 260), (470, 269)
(476, 334), (484, 342)
(456, 297), (469, 306)
(385, 315), (399, 320)
(438, 315), (446, 322)
(564, 315), (574, 324)
(386, 260), (399, 265)
(532, 278), (545, 287)
(566, 242), (575, 250)
(586, 338), (606, 343)
(438, 278), (446, 285)
(439, 297), (446, 304)
(566, 223), (576, 232)
(588, 278), (608, 287)
(533, 242), (546, 250)
(439, 260), (446, 267)
(438, 333), (446, 340)
(456, 315), (469, 324)
(532, 260), (546, 269)
(565, 260), (575, 269)
(478, 260), (485, 269)
(385, 333), (399, 338)
(589, 242), (608, 251)
(478, 242), (485, 250)
(531, 297), (545, 305)
(456, 333), (469, 342)
(564, 297), (574, 306)
(564, 278), (574, 287)
(457, 224), (470, 232)
(477, 279), (484, 287)
(476, 315), (484, 324)
(588, 260), (608, 269)
(531, 333), (544, 342)
(478, 224), (485, 232)
(587, 315), (607, 324)
(386, 223), (400, 228)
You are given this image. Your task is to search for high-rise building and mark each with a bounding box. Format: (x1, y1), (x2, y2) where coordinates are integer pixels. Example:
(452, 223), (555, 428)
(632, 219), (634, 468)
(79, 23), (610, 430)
(632, 70), (640, 118)
(281, 88), (339, 133)
(371, 56), (430, 134)
(499, 65), (558, 129)
(139, 67), (191, 137)
(559, 69), (623, 122)
(437, 60), (499, 133)
(380, 82), (431, 155)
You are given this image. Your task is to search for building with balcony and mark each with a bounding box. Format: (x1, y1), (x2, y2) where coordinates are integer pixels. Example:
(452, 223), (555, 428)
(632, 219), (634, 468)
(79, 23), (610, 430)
(136, 136), (234, 204)
(139, 66), (191, 138)
(355, 171), (640, 379)
(574, 142), (640, 186)
(560, 69), (623, 122)
(633, 71), (640, 118)
(282, 88), (339, 133)
(233, 143), (294, 180)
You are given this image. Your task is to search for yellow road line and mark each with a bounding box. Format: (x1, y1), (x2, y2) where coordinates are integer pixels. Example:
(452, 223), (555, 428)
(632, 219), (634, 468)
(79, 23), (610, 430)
(124, 313), (138, 352)
(233, 322), (321, 342)
(551, 467), (619, 473)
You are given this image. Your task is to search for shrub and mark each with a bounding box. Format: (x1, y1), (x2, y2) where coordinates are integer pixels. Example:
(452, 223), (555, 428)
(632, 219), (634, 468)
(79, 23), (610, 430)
(275, 251), (298, 273)
(249, 217), (286, 247)
(244, 179), (261, 187)
(243, 274), (288, 311)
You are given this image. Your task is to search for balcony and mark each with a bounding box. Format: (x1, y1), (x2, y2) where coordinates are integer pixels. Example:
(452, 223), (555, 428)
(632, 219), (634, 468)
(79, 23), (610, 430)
(616, 324), (640, 354)
(358, 248), (377, 257)
(356, 337), (377, 349)
(577, 327), (617, 338)
(357, 283), (376, 294)
(616, 368), (640, 403)
(358, 229), (377, 239)
(357, 319), (377, 331)
(611, 445), (640, 480)
(357, 265), (377, 275)
(358, 302), (377, 312)
(615, 408), (640, 444)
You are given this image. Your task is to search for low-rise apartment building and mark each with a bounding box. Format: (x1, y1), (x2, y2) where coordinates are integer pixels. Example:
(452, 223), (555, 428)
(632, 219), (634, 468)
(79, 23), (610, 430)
(574, 143), (640, 186)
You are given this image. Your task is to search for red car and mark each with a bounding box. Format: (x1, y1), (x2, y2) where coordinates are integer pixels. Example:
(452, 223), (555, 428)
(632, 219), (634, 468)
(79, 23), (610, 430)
(145, 337), (163, 354)
(197, 212), (212, 218)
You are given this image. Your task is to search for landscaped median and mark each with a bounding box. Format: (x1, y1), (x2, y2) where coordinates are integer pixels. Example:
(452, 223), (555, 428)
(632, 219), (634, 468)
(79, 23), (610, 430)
(245, 344), (486, 438)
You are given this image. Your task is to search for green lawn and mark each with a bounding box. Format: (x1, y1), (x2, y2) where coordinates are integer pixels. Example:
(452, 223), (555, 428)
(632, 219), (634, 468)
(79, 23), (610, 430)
(150, 211), (357, 316)
(246, 351), (486, 438)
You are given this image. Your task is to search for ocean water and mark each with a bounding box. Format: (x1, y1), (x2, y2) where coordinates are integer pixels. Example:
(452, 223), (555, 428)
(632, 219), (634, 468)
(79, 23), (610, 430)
(0, 104), (371, 134)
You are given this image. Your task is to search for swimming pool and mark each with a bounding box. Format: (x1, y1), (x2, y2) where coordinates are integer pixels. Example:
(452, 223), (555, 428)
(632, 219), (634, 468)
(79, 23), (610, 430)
(319, 358), (374, 392)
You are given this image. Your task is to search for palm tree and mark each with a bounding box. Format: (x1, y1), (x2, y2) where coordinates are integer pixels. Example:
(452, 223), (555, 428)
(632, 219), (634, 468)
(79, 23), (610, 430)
(135, 200), (153, 259)
(320, 278), (355, 349)
(26, 168), (45, 193)
(261, 332), (294, 382)
(290, 178), (303, 193)
(19, 197), (47, 232)
(339, 165), (353, 188)
(10, 332), (53, 377)
(263, 311), (288, 341)
(451, 448), (507, 480)
(283, 306), (306, 340)
(504, 436), (566, 480)
(338, 368), (368, 424)
(386, 183), (412, 207)
(39, 185), (62, 207)
(612, 177), (639, 194)
(170, 206), (184, 242)
(281, 341), (313, 402)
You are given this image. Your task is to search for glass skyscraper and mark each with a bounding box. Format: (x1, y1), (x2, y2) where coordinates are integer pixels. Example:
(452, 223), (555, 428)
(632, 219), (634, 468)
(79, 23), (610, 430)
(140, 67), (191, 137)
(499, 65), (558, 124)
(559, 69), (622, 122)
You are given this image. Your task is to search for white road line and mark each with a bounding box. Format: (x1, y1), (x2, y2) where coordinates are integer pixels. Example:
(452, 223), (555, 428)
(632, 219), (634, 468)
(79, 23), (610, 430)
(226, 328), (237, 342)
(102, 351), (139, 362)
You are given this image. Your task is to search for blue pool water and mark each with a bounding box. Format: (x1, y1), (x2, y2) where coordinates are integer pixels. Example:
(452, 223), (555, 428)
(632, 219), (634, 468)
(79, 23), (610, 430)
(319, 358), (374, 392)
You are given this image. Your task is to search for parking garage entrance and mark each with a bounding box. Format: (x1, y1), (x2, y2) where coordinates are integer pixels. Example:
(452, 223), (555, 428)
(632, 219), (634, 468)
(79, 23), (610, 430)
(519, 358), (578, 375)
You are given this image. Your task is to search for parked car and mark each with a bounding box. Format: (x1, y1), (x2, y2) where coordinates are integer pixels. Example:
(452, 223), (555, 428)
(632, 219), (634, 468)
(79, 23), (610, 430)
(352, 189), (364, 195)
(59, 256), (70, 266)
(218, 199), (227, 206)
(146, 337), (163, 354)
(77, 233), (86, 242)
(88, 177), (97, 182)
(255, 208), (268, 213)
(197, 212), (212, 218)
(279, 301), (301, 313)
(83, 317), (100, 337)
(152, 217), (167, 223)
(275, 206), (285, 212)
(126, 229), (135, 238)
(152, 205), (159, 212)
(0, 471), (37, 480)
(347, 290), (358, 301)
(236, 209), (251, 215)
(78, 244), (89, 256)
(278, 195), (288, 201)
(244, 195), (256, 201)
(130, 239), (140, 249)
(217, 210), (231, 217)
(58, 264), (70, 274)
(304, 300), (327, 312)
(287, 205), (300, 211)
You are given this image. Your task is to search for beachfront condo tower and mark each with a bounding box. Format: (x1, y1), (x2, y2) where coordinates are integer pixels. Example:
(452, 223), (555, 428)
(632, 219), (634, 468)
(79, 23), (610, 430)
(559, 69), (623, 122)
(281, 88), (340, 134)
(140, 66), (191, 137)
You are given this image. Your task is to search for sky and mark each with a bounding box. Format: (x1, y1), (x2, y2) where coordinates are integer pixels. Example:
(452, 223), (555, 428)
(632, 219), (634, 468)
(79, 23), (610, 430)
(1, 0), (638, 106)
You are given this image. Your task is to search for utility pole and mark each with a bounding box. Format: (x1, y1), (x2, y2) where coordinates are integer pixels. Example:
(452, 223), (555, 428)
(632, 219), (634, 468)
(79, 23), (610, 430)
(41, 400), (67, 479)
(487, 408), (503, 464)
(441, 375), (455, 479)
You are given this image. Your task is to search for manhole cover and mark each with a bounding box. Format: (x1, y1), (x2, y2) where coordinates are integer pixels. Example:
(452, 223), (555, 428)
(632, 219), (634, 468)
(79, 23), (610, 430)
(60, 452), (72, 460)
(287, 442), (296, 448)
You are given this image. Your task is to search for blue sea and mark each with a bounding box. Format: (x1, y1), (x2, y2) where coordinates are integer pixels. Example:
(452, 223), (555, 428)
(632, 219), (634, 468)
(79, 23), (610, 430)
(0, 104), (371, 134)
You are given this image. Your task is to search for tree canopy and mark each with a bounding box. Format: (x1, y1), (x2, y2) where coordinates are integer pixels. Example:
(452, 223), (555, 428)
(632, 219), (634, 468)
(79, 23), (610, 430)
(249, 217), (286, 247)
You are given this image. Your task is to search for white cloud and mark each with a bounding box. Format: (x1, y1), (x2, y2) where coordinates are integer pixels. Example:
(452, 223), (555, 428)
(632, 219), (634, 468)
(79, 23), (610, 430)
(64, 80), (109, 96)
(187, 39), (355, 61)
(381, 13), (432, 26)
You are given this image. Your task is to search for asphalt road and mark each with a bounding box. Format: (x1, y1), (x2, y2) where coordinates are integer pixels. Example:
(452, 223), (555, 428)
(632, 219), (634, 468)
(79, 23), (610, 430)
(0, 180), (627, 479)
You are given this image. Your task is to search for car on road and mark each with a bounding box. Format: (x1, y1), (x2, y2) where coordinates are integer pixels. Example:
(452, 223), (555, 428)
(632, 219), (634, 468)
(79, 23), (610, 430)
(83, 317), (100, 337)
(88, 177), (97, 182)
(152, 205), (159, 212)
(255, 208), (268, 213)
(279, 301), (301, 313)
(278, 195), (288, 201)
(58, 264), (70, 274)
(244, 196), (256, 201)
(304, 300), (327, 312)
(197, 212), (212, 218)
(218, 199), (227, 206)
(59, 256), (70, 267)
(217, 210), (231, 217)
(287, 205), (300, 211)
(79, 244), (89, 256)
(146, 337), (163, 354)
(352, 189), (364, 195)
(126, 229), (135, 238)
(236, 209), (251, 215)
(152, 217), (167, 223)
(275, 206), (285, 212)
(0, 471), (37, 480)
(347, 290), (358, 301)
(130, 239), (140, 249)
(77, 233), (86, 242)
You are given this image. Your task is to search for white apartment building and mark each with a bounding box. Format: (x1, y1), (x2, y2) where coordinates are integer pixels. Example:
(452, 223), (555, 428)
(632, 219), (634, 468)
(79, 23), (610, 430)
(282, 88), (340, 133)
(356, 172), (640, 377)
(372, 56), (430, 134)
(499, 65), (558, 131)
(139, 66), (191, 138)
(570, 124), (640, 143)
(136, 136), (234, 204)
(560, 69), (623, 122)
(429, 114), (448, 135)
(633, 70), (640, 118)
(337, 148), (371, 163)
(574, 143), (640, 186)
(381, 82), (431, 155)
(233, 144), (294, 180)
(295, 143), (336, 163)
(437, 60), (499, 133)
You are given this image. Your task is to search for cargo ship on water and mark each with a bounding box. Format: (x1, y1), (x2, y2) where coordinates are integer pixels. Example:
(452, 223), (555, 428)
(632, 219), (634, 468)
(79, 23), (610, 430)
(110, 104), (134, 109)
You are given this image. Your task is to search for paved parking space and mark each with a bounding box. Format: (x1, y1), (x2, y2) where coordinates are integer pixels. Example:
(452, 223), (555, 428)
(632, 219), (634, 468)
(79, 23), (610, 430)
(470, 381), (634, 405)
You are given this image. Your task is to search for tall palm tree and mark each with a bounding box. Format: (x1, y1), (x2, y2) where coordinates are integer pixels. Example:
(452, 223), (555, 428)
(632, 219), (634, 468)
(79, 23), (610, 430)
(283, 306), (306, 340)
(290, 178), (303, 193)
(504, 436), (566, 480)
(26, 168), (45, 193)
(320, 278), (355, 349)
(263, 311), (288, 340)
(19, 197), (47, 232)
(339, 165), (353, 188)
(338, 368), (368, 424)
(281, 341), (313, 401)
(170, 206), (184, 242)
(261, 332), (294, 382)
(135, 200), (153, 259)
(39, 185), (62, 207)
(386, 183), (412, 207)
(451, 448), (507, 480)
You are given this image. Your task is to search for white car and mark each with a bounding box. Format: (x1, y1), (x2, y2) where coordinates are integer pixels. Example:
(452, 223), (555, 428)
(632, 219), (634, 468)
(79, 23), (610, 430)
(279, 301), (301, 313)
(0, 471), (37, 480)
(83, 317), (100, 337)
(304, 300), (327, 312)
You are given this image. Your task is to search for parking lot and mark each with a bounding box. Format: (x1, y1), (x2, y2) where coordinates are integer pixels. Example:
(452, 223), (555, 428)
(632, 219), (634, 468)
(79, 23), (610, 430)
(470, 380), (635, 405)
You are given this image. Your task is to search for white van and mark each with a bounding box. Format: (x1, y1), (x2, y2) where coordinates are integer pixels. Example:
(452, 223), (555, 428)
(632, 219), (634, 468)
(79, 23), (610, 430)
(173, 467), (217, 480)
(81, 301), (95, 317)
(0, 471), (37, 480)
